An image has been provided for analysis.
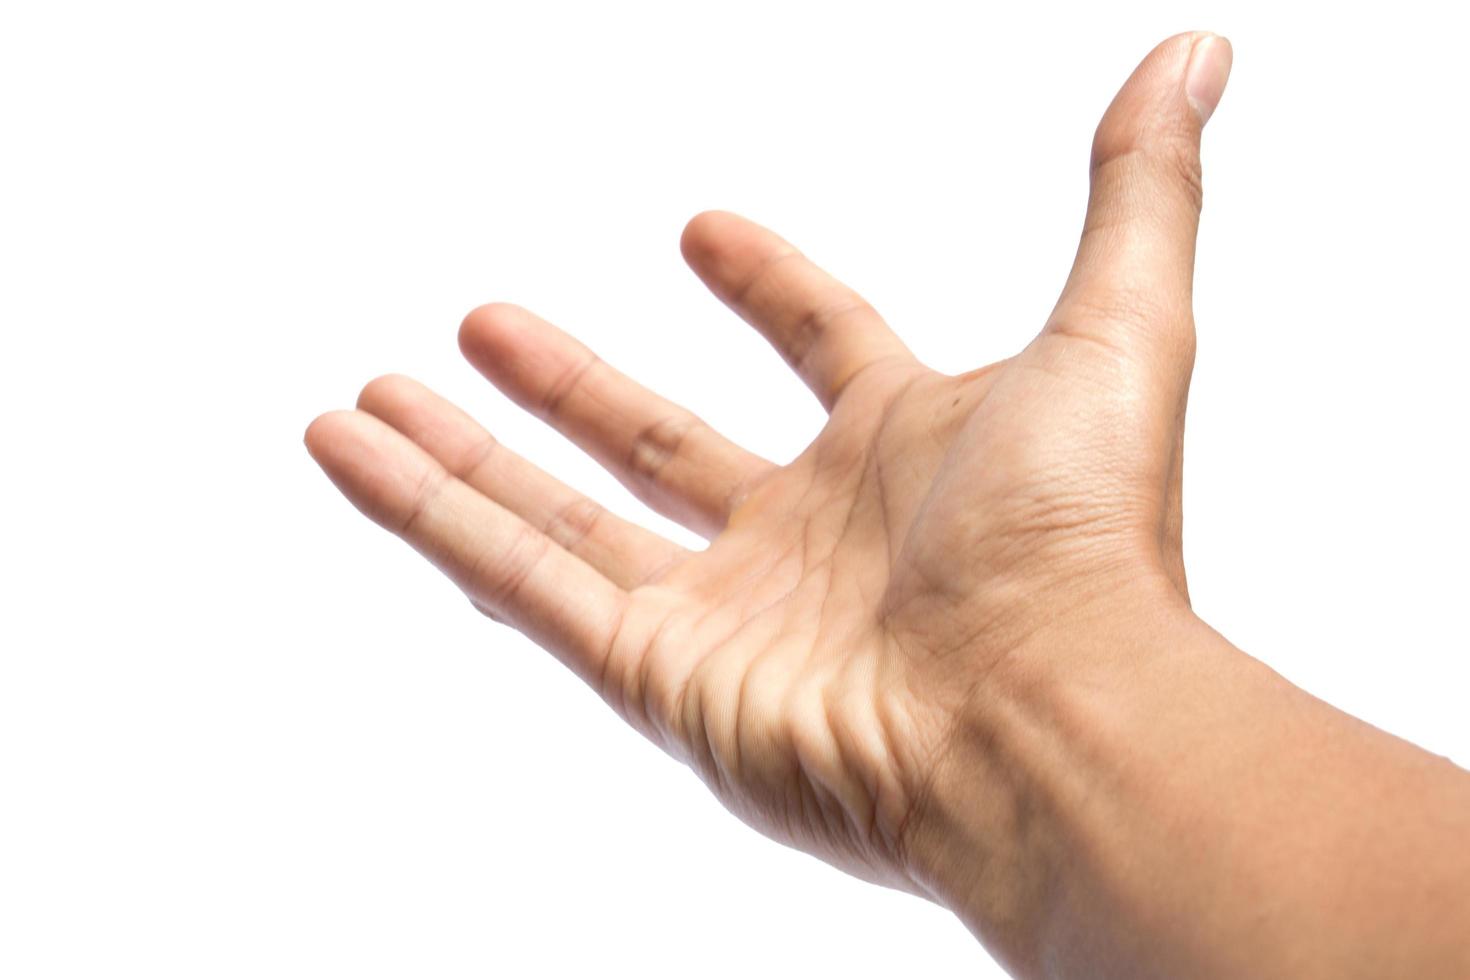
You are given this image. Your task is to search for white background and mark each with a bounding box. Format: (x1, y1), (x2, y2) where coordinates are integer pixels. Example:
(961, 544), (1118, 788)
(3, 2), (1466, 977)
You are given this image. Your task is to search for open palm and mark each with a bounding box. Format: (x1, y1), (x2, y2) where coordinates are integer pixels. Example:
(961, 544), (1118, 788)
(307, 34), (1227, 905)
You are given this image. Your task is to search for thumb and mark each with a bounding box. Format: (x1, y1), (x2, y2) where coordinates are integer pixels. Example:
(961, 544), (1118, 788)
(1044, 32), (1232, 376)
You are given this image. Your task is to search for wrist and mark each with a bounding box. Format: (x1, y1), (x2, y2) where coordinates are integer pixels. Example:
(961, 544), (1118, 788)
(898, 582), (1225, 975)
(901, 582), (1470, 979)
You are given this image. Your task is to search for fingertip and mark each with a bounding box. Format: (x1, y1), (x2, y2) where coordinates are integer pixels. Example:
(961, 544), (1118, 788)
(1185, 33), (1233, 126)
(1131, 31), (1231, 127)
(680, 209), (750, 269)
(1087, 31), (1228, 198)
(305, 411), (389, 510)
(304, 409), (354, 460)
(681, 208), (734, 241)
(458, 301), (529, 362)
(356, 372), (423, 414)
(302, 409), (436, 530)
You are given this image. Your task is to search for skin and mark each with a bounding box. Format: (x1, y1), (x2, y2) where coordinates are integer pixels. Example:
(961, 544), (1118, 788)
(306, 33), (1470, 979)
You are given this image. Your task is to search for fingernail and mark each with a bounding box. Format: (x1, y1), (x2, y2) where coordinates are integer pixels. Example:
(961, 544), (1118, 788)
(1185, 33), (1233, 125)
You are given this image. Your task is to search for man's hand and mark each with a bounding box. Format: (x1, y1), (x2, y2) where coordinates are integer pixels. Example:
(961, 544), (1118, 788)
(308, 29), (1227, 914)
(308, 32), (1470, 979)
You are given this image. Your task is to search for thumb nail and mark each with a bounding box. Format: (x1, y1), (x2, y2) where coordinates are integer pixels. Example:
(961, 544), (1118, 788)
(1185, 34), (1233, 126)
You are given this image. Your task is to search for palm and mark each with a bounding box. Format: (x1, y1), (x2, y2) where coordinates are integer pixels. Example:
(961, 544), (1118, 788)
(612, 357), (1006, 890)
(308, 35), (1212, 900)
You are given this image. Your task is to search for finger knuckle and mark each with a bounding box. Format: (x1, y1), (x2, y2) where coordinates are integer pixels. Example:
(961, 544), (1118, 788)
(1161, 141), (1205, 213)
(543, 496), (605, 552)
(470, 524), (548, 610)
(628, 414), (697, 488)
(539, 352), (599, 418)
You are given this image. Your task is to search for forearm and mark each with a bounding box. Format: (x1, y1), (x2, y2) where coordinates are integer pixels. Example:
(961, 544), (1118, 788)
(905, 594), (1470, 978)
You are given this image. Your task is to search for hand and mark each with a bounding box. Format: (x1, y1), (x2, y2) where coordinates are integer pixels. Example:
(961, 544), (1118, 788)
(308, 27), (1229, 945)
